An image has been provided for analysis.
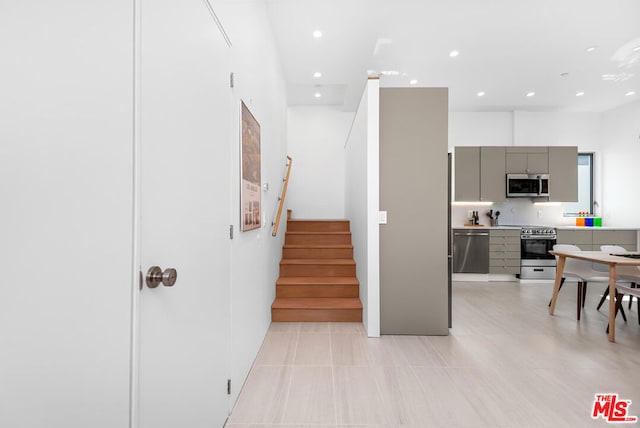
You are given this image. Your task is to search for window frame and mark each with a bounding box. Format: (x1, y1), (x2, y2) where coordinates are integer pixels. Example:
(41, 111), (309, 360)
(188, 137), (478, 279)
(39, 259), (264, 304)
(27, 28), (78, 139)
(563, 152), (594, 216)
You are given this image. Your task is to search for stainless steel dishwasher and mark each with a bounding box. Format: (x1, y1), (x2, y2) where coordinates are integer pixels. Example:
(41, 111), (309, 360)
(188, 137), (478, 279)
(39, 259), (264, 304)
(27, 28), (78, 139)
(453, 229), (489, 273)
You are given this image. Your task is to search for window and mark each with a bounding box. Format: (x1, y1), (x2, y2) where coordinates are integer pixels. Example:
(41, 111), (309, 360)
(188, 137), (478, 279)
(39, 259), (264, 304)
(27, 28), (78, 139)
(563, 153), (593, 215)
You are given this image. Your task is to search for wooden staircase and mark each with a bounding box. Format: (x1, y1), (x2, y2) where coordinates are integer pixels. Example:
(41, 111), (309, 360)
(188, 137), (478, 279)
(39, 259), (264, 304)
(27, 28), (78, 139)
(271, 217), (363, 322)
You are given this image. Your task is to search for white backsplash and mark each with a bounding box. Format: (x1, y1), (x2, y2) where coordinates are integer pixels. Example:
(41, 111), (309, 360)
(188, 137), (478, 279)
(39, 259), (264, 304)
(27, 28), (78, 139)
(452, 198), (577, 228)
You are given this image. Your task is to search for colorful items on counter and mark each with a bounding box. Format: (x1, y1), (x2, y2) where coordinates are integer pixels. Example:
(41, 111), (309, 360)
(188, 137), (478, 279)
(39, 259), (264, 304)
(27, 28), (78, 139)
(575, 212), (602, 227)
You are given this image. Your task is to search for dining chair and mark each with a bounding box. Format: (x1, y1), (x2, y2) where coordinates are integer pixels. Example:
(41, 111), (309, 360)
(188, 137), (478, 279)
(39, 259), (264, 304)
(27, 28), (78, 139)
(550, 244), (611, 320)
(607, 282), (640, 333)
(599, 245), (640, 323)
(610, 283), (640, 331)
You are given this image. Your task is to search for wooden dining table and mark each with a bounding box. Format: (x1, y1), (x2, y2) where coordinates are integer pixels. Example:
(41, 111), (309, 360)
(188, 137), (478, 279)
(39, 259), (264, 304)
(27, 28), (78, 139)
(548, 250), (640, 342)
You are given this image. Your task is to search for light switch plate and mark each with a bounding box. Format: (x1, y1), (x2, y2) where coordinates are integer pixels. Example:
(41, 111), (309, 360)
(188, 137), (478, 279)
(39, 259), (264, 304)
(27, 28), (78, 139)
(379, 211), (388, 224)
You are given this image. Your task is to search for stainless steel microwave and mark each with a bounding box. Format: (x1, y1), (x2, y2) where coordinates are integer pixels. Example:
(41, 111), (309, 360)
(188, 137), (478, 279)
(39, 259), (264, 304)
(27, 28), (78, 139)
(506, 173), (549, 197)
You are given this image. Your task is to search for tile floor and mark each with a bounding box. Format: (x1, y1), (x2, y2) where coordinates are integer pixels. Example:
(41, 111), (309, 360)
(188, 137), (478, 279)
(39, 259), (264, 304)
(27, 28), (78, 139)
(226, 281), (640, 427)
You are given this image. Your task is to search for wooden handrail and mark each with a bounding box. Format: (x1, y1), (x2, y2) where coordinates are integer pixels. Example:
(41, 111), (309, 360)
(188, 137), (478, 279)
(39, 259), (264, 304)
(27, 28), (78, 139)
(272, 156), (292, 237)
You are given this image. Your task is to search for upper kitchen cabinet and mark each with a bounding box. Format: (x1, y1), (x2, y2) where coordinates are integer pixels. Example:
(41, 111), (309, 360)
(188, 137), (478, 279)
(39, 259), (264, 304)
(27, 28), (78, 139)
(548, 146), (578, 202)
(454, 146), (480, 201)
(455, 146), (506, 202)
(480, 146), (506, 203)
(455, 145), (577, 202)
(505, 146), (549, 174)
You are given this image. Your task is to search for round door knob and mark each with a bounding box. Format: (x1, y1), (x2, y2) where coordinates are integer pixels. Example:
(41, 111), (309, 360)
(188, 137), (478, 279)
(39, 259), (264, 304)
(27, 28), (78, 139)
(162, 268), (177, 287)
(146, 266), (177, 288)
(146, 266), (163, 288)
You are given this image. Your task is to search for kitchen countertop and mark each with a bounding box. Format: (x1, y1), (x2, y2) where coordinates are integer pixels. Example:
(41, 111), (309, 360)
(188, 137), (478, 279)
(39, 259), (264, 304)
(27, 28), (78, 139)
(453, 225), (639, 230)
(452, 226), (520, 230)
(555, 226), (639, 230)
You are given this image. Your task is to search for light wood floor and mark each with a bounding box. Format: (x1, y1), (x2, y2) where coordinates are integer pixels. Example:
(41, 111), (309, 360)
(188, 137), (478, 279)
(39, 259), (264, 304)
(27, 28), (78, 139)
(226, 280), (640, 427)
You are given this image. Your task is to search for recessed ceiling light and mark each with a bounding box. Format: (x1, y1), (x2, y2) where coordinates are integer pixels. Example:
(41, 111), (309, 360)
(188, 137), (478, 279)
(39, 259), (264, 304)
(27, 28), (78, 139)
(526, 92), (535, 97)
(313, 72), (322, 78)
(314, 92), (322, 98)
(477, 91), (485, 97)
(576, 91), (585, 97)
(312, 30), (322, 38)
(586, 46), (597, 52)
(626, 91), (636, 96)
(449, 50), (459, 58)
(409, 79), (418, 85)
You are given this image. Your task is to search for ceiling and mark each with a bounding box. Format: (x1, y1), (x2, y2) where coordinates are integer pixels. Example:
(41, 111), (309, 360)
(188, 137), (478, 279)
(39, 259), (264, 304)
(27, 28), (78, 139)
(265, 0), (640, 112)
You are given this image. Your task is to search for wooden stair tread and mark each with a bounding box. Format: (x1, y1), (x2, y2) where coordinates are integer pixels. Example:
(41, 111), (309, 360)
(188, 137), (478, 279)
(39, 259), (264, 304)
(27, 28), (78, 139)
(284, 244), (353, 249)
(286, 231), (351, 235)
(280, 258), (355, 265)
(288, 219), (349, 223)
(273, 213), (361, 322)
(271, 297), (362, 309)
(277, 276), (359, 285)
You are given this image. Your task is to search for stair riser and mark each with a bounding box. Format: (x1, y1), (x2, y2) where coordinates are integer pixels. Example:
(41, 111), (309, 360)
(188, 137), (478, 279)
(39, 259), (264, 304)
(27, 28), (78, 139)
(272, 308), (362, 322)
(273, 217), (362, 323)
(283, 248), (353, 259)
(277, 285), (359, 298)
(280, 264), (356, 277)
(287, 221), (350, 232)
(285, 234), (352, 245)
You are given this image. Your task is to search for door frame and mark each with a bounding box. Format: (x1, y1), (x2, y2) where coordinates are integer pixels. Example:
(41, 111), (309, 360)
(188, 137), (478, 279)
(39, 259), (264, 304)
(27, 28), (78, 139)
(129, 0), (143, 425)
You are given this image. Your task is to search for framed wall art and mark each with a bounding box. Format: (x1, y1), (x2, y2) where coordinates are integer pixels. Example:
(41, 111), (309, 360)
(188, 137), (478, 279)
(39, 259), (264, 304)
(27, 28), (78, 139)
(240, 101), (261, 231)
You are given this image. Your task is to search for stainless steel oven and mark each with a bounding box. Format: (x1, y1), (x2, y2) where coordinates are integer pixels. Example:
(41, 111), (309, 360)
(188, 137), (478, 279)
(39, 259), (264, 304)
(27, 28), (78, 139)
(520, 227), (556, 279)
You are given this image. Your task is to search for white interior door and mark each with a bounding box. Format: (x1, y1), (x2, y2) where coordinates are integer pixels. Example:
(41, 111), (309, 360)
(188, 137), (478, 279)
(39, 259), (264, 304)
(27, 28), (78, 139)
(137, 1), (232, 427)
(0, 2), (134, 428)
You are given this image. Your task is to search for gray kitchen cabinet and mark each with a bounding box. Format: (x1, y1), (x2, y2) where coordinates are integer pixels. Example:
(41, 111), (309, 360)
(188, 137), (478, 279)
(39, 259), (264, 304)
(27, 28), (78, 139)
(455, 145), (576, 202)
(556, 229), (593, 250)
(505, 152), (527, 173)
(489, 229), (520, 274)
(557, 229), (638, 252)
(480, 146), (506, 203)
(454, 147), (480, 201)
(593, 230), (638, 251)
(527, 152), (549, 173)
(548, 146), (578, 202)
(505, 147), (549, 174)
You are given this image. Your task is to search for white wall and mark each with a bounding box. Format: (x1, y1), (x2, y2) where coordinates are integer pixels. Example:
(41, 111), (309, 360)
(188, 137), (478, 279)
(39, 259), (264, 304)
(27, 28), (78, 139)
(0, 1), (289, 425)
(600, 100), (640, 227)
(0, 2), (134, 427)
(287, 106), (354, 218)
(449, 111), (601, 150)
(215, 0), (289, 407)
(513, 111), (602, 150)
(451, 199), (570, 228)
(344, 79), (380, 337)
(449, 112), (513, 147)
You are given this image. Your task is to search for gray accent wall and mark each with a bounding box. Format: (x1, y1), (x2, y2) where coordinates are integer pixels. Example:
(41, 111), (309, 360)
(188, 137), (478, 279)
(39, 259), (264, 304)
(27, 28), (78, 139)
(379, 88), (449, 335)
